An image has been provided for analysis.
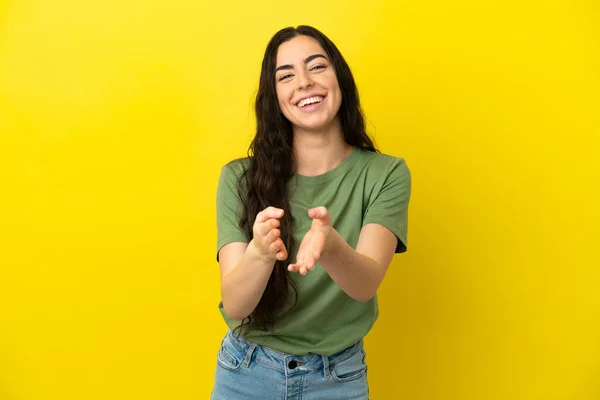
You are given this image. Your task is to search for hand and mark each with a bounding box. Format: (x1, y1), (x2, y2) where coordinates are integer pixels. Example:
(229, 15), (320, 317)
(251, 206), (288, 262)
(288, 206), (333, 275)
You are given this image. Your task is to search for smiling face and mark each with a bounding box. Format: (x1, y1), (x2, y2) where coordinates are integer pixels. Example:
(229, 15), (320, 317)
(274, 35), (342, 133)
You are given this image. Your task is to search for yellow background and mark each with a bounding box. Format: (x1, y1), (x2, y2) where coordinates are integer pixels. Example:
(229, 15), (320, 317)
(1, 0), (599, 399)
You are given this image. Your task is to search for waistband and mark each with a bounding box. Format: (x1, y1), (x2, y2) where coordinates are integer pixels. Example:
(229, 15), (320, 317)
(224, 330), (364, 378)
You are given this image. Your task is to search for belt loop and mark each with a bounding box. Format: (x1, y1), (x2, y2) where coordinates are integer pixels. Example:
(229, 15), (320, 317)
(322, 355), (330, 378)
(242, 342), (257, 368)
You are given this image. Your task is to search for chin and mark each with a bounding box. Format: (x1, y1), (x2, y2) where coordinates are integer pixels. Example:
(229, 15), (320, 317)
(293, 116), (336, 132)
(296, 123), (329, 132)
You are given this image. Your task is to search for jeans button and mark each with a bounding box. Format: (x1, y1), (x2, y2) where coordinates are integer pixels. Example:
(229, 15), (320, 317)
(288, 360), (298, 369)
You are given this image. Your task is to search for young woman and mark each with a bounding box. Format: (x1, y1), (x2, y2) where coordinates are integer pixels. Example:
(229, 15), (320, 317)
(211, 25), (411, 399)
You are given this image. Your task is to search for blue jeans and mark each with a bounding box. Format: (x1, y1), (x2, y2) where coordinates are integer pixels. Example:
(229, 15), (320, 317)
(210, 330), (369, 399)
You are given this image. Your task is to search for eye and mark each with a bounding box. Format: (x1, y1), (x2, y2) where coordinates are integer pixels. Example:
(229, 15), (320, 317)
(310, 65), (326, 71)
(278, 73), (293, 82)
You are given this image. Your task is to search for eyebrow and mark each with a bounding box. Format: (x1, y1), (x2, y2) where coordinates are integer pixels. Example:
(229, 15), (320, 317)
(275, 54), (328, 73)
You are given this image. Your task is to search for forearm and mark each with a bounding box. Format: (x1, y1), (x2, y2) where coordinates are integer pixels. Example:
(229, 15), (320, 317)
(221, 241), (275, 320)
(318, 229), (386, 302)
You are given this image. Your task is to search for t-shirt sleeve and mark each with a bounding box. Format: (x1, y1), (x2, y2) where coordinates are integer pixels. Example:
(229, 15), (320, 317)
(362, 157), (411, 253)
(216, 162), (249, 261)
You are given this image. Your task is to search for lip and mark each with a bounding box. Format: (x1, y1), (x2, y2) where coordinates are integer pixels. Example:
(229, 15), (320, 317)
(296, 95), (327, 113)
(294, 94), (327, 107)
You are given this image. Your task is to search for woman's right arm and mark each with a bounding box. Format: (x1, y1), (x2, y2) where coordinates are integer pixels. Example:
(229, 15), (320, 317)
(218, 207), (287, 321)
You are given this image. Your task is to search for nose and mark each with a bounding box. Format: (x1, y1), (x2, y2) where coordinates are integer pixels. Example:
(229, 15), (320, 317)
(297, 70), (313, 90)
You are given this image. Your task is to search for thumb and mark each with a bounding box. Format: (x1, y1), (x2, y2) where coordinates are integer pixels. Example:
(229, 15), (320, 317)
(308, 206), (328, 220)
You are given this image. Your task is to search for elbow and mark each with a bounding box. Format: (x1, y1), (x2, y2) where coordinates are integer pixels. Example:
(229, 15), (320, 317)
(224, 309), (248, 322)
(228, 314), (247, 322)
(351, 290), (377, 303)
(351, 275), (384, 302)
(354, 295), (374, 303)
(222, 301), (250, 322)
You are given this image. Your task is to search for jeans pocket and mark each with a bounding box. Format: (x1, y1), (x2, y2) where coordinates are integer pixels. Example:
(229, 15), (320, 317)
(331, 348), (368, 383)
(216, 333), (247, 372)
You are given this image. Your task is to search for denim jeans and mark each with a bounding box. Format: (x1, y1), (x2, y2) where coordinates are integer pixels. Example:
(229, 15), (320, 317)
(210, 330), (369, 399)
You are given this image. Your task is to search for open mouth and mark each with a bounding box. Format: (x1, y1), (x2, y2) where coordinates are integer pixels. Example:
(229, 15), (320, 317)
(296, 95), (326, 108)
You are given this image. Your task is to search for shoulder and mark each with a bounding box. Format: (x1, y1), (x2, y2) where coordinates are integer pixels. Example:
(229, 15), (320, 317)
(223, 157), (250, 174)
(220, 157), (251, 183)
(356, 149), (410, 179)
(217, 157), (251, 199)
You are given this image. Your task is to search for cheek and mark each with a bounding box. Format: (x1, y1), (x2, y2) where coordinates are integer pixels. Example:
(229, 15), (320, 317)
(331, 79), (341, 98)
(276, 88), (290, 109)
(329, 84), (342, 110)
(324, 77), (342, 105)
(277, 91), (297, 121)
(334, 83), (343, 105)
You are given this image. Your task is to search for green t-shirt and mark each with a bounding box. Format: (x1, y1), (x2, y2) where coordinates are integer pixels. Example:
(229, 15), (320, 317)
(216, 147), (411, 356)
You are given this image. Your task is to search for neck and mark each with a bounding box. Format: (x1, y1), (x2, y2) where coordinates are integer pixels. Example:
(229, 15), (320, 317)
(293, 118), (354, 176)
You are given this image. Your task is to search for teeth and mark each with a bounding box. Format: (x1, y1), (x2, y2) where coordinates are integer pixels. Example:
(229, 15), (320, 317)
(298, 96), (323, 107)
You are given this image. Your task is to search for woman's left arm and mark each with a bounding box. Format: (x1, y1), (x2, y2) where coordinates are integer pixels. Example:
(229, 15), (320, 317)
(319, 222), (398, 302)
(288, 207), (398, 302)
(288, 159), (410, 300)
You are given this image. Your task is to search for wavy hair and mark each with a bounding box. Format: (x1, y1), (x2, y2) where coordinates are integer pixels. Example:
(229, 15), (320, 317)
(236, 25), (378, 334)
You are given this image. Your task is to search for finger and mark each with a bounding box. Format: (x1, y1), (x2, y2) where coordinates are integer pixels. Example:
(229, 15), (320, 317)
(304, 255), (315, 271)
(308, 206), (327, 219)
(276, 249), (288, 261)
(305, 252), (315, 268)
(269, 237), (283, 253)
(265, 228), (281, 243)
(255, 219), (280, 237)
(296, 245), (308, 265)
(256, 207), (284, 223)
(288, 263), (300, 272)
(275, 240), (288, 260)
(299, 244), (314, 266)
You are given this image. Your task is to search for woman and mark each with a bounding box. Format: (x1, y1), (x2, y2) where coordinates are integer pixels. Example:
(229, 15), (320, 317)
(212, 25), (411, 399)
